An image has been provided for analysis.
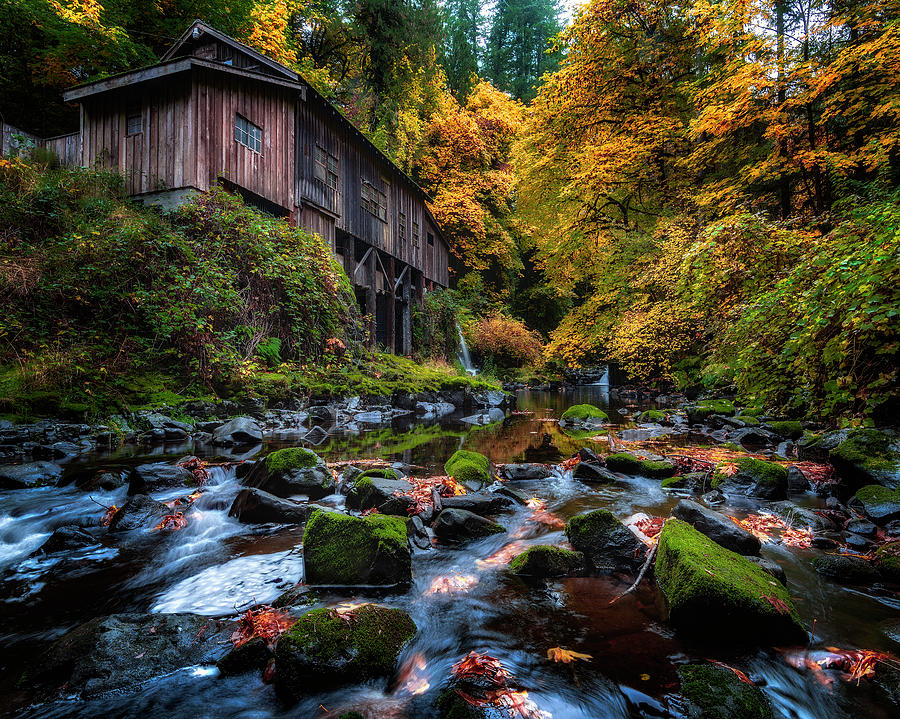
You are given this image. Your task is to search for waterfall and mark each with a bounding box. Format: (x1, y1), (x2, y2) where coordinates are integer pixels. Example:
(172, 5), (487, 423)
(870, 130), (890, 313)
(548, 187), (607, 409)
(592, 364), (610, 385)
(457, 324), (478, 376)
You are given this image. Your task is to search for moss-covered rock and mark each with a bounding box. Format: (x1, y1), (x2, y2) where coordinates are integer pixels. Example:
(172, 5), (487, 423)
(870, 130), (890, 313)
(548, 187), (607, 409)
(812, 554), (881, 583)
(711, 457), (788, 499)
(605, 452), (675, 478)
(216, 636), (271, 675)
(444, 450), (492, 491)
(662, 472), (707, 493)
(854, 485), (900, 524)
(275, 604), (415, 700)
(655, 519), (807, 644)
(687, 399), (736, 424)
(641, 459), (677, 478)
(876, 541), (900, 582)
(677, 663), (773, 719)
(508, 545), (585, 578)
(345, 475), (415, 515)
(437, 688), (492, 719)
(767, 421), (804, 440)
(266, 447), (320, 473)
(244, 447), (335, 499)
(565, 509), (643, 573)
(639, 409), (667, 423)
(302, 510), (411, 586)
(560, 404), (609, 426)
(739, 415), (760, 426)
(830, 429), (900, 488)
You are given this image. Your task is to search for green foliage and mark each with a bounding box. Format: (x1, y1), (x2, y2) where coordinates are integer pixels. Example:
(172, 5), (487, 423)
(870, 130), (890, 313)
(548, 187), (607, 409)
(465, 312), (544, 368)
(412, 288), (459, 362)
(255, 337), (282, 368)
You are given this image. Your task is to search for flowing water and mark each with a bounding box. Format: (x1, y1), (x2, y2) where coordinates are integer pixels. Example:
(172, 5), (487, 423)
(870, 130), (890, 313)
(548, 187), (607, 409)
(1, 387), (898, 718)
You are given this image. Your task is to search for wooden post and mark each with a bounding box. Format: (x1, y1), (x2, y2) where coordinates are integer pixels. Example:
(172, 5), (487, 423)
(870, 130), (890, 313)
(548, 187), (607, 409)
(386, 254), (396, 354)
(366, 246), (376, 347)
(402, 269), (412, 355)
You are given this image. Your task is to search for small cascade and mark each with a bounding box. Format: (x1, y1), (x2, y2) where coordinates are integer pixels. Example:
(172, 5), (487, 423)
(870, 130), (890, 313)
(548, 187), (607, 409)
(457, 324), (478, 376)
(592, 364), (610, 386)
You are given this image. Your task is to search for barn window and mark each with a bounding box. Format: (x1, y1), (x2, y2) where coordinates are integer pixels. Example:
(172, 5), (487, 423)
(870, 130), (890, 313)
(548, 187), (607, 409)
(126, 104), (142, 136)
(234, 114), (262, 152)
(412, 221), (420, 247)
(398, 212), (407, 244)
(361, 181), (387, 222)
(314, 146), (339, 191)
(427, 232), (434, 246)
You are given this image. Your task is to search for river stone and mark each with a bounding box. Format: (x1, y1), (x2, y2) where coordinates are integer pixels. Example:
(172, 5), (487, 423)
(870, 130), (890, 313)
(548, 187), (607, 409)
(216, 636), (271, 675)
(573, 462), (618, 483)
(0, 461), (63, 489)
(768, 501), (835, 531)
(508, 545), (584, 578)
(661, 472), (707, 493)
(677, 663), (774, 719)
(812, 554), (881, 583)
(672, 500), (761, 556)
(854, 485), (900, 524)
(127, 462), (196, 495)
(303, 510), (411, 586)
(440, 493), (514, 515)
(501, 463), (552, 481)
(275, 604), (415, 701)
(797, 430), (847, 463)
(108, 494), (170, 532)
(565, 509), (644, 573)
(829, 429), (900, 489)
(243, 447), (334, 499)
(345, 475), (414, 515)
(444, 450), (492, 491)
(711, 457), (788, 499)
(211, 416), (263, 446)
(433, 508), (505, 543)
(655, 519), (807, 644)
(496, 485), (532, 505)
(787, 466), (810, 494)
(23, 613), (234, 698)
(747, 556), (787, 586)
(228, 487), (316, 524)
(35, 525), (101, 554)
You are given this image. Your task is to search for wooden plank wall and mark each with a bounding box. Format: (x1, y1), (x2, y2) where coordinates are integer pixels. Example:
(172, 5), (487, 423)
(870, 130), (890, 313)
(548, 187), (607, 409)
(195, 68), (294, 211)
(43, 133), (81, 166)
(0, 123), (41, 156)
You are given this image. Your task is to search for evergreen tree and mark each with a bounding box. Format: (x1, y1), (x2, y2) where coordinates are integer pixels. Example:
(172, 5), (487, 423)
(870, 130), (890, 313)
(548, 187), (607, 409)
(441, 0), (482, 100)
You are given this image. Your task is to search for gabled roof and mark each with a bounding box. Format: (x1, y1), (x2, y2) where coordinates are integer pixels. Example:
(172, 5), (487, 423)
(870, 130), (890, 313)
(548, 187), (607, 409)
(161, 19), (298, 82)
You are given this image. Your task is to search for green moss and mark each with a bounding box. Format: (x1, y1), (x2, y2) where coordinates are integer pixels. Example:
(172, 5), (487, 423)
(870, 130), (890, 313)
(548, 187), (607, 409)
(739, 415), (760, 426)
(302, 510), (410, 586)
(358, 468), (398, 480)
(677, 664), (773, 719)
(437, 688), (486, 719)
(711, 457), (788, 489)
(722, 442), (745, 452)
(768, 421), (804, 440)
(655, 519), (807, 643)
(698, 399), (736, 415)
(876, 541), (900, 582)
(830, 429), (899, 479)
(662, 475), (685, 489)
(856, 484), (899, 505)
(639, 409), (667, 422)
(561, 404), (609, 422)
(276, 604), (415, 683)
(265, 447), (320, 474)
(339, 714), (366, 719)
(508, 545), (583, 577)
(445, 450), (491, 474)
(605, 452), (643, 474)
(739, 407), (763, 418)
(444, 449), (491, 488)
(641, 459), (677, 478)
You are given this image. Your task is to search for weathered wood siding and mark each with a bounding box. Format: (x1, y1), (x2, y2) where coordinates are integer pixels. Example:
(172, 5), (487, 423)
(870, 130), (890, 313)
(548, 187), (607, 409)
(194, 67), (294, 211)
(43, 132), (80, 166)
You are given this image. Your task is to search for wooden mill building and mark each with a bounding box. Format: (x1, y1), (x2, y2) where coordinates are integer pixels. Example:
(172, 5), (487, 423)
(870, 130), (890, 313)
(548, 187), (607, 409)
(55, 20), (450, 354)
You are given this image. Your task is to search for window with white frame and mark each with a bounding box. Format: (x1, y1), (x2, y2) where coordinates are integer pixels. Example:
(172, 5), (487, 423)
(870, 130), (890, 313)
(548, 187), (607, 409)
(314, 146), (339, 191)
(234, 114), (262, 152)
(361, 181), (387, 222)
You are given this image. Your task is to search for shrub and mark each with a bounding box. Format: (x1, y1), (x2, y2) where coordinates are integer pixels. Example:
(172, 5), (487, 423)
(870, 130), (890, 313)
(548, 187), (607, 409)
(465, 312), (543, 368)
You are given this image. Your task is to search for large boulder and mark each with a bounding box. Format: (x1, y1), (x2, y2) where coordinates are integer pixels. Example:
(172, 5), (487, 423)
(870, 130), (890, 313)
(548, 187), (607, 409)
(127, 462), (196, 495)
(440, 493), (514, 515)
(672, 500), (761, 556)
(275, 604), (415, 701)
(228, 488), (316, 524)
(345, 473), (415, 515)
(677, 663), (774, 719)
(501, 463), (552, 481)
(559, 403), (609, 429)
(710, 458), (788, 499)
(22, 613), (233, 698)
(211, 416), (263, 446)
(108, 495), (170, 532)
(830, 429), (900, 489)
(573, 462), (618, 483)
(508, 545), (584, 578)
(655, 519), (807, 644)
(302, 510), (411, 586)
(432, 508), (505, 543)
(854, 485), (900, 524)
(605, 453), (676, 478)
(0, 461), (63, 489)
(812, 554), (881, 583)
(244, 447), (335, 499)
(564, 509), (644, 573)
(797, 429), (847, 462)
(444, 450), (492, 491)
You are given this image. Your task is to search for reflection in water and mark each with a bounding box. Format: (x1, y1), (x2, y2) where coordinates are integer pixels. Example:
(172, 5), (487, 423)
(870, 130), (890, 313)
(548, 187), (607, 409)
(1, 389), (898, 719)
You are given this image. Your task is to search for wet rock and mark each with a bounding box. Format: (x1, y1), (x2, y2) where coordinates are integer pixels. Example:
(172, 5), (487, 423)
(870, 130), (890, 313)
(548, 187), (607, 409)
(228, 488), (316, 524)
(875, 540), (900, 582)
(345, 474), (415, 515)
(812, 554), (880, 583)
(216, 636), (271, 675)
(559, 403), (609, 429)
(573, 462), (618, 483)
(702, 489), (726, 505)
(685, 400), (735, 424)
(797, 429), (847, 463)
(508, 545), (584, 578)
(36, 525), (101, 554)
(303, 509), (411, 586)
(727, 426), (779, 447)
(677, 663), (774, 719)
(272, 584), (318, 609)
(496, 486), (532, 505)
(671, 500), (761, 556)
(846, 519), (877, 537)
(23, 613), (233, 697)
(829, 429), (900, 489)
(444, 450), (492, 491)
(768, 501), (835, 531)
(211, 416), (263, 446)
(433, 508), (505, 543)
(605, 452), (676, 478)
(275, 604), (415, 701)
(127, 462), (196, 495)
(655, 519), (807, 644)
(108, 494), (170, 532)
(0, 461), (63, 489)
(243, 447), (334, 500)
(844, 533), (873, 552)
(500, 463), (552, 481)
(854, 485), (900, 524)
(440, 493), (514, 515)
(810, 535), (840, 550)
(747, 556), (787, 586)
(710, 457), (788, 499)
(661, 472), (707, 493)
(303, 425), (329, 444)
(565, 509), (644, 573)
